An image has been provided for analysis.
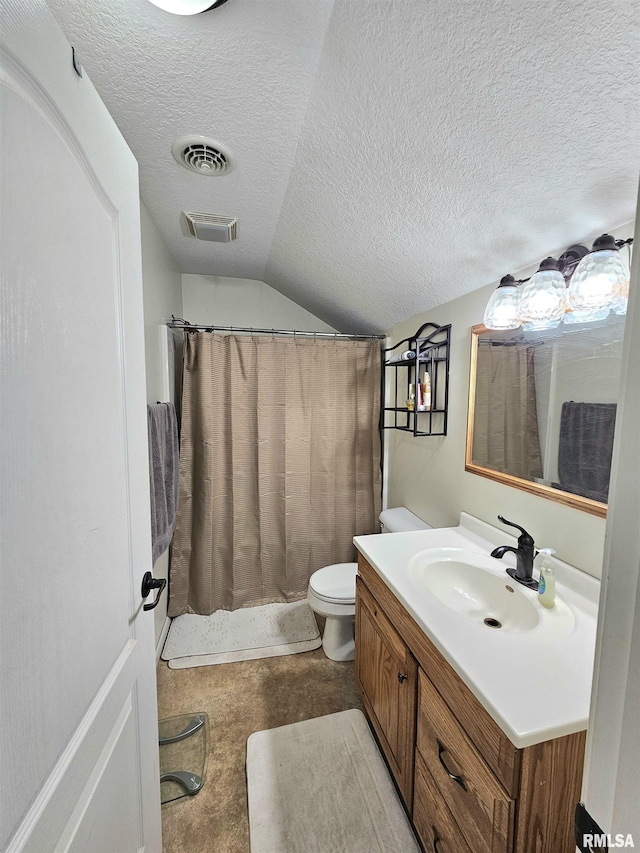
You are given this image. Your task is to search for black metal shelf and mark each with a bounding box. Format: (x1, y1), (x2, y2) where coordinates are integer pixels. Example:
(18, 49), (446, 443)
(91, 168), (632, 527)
(381, 322), (451, 437)
(385, 406), (447, 413)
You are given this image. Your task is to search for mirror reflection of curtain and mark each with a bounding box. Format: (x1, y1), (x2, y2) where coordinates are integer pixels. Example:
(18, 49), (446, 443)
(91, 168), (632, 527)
(168, 332), (382, 616)
(472, 341), (543, 480)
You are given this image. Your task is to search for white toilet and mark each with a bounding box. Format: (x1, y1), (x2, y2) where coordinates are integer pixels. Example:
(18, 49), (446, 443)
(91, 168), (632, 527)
(307, 507), (432, 661)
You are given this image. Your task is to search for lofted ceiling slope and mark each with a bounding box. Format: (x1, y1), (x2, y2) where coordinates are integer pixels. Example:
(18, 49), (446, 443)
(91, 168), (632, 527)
(48, 0), (639, 334)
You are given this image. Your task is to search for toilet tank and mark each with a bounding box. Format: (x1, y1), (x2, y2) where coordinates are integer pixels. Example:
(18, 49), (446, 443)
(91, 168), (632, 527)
(379, 506), (432, 533)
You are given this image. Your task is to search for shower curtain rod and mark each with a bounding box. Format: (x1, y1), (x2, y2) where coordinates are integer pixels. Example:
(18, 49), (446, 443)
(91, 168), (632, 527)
(166, 317), (385, 341)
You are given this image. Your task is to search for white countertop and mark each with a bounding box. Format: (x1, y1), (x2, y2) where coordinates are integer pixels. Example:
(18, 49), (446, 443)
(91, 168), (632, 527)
(354, 513), (600, 749)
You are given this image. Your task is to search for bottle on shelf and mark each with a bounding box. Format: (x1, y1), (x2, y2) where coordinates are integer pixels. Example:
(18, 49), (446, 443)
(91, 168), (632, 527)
(406, 383), (415, 411)
(422, 372), (431, 411)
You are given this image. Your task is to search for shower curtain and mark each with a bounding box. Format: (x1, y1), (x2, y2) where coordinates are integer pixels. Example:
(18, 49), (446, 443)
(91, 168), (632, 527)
(168, 332), (382, 616)
(472, 341), (543, 481)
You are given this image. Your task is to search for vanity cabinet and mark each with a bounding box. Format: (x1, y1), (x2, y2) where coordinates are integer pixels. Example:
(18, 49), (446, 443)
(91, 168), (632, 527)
(355, 554), (586, 853)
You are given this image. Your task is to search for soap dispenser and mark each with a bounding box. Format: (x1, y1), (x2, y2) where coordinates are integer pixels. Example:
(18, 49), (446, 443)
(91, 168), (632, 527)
(537, 548), (556, 609)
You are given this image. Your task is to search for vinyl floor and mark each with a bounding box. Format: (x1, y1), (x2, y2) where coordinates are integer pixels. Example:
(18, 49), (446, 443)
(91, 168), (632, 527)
(157, 629), (362, 853)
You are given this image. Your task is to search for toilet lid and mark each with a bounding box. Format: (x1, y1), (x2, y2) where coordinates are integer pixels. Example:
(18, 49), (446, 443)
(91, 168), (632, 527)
(309, 562), (358, 604)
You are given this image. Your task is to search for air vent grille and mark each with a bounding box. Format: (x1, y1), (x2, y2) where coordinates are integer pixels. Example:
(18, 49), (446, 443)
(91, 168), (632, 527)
(172, 135), (236, 176)
(184, 212), (238, 242)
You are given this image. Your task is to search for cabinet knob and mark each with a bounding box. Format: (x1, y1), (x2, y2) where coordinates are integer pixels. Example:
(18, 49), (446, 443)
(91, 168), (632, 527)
(397, 672), (408, 684)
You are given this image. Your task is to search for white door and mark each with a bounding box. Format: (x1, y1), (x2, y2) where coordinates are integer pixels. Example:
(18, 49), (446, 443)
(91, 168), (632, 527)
(0, 2), (162, 851)
(579, 187), (640, 846)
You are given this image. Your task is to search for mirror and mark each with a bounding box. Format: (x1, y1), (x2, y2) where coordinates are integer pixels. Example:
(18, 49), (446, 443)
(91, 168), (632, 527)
(466, 315), (626, 517)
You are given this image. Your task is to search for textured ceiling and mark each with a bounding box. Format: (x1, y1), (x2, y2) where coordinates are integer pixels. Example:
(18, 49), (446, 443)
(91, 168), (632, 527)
(47, 0), (334, 282)
(48, 0), (639, 333)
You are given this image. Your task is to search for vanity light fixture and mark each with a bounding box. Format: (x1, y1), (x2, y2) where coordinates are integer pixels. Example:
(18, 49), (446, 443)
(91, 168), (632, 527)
(567, 233), (631, 320)
(484, 234), (632, 331)
(482, 275), (520, 330)
(147, 0), (229, 15)
(518, 257), (566, 331)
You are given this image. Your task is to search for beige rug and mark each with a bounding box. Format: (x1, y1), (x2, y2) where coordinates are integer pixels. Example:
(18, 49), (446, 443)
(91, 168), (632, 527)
(162, 600), (321, 668)
(246, 709), (420, 853)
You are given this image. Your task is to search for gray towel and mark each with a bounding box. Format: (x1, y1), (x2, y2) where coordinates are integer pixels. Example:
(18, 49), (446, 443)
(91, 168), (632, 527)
(147, 402), (180, 564)
(558, 401), (616, 503)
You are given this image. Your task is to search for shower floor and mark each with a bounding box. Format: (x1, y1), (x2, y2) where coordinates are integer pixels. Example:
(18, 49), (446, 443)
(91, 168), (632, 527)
(157, 621), (363, 853)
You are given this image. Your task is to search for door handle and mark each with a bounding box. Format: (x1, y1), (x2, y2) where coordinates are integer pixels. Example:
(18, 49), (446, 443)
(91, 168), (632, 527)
(141, 571), (166, 611)
(437, 739), (467, 791)
(398, 672), (408, 684)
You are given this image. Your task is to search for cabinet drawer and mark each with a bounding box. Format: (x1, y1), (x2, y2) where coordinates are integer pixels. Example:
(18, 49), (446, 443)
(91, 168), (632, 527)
(414, 751), (472, 853)
(417, 670), (514, 853)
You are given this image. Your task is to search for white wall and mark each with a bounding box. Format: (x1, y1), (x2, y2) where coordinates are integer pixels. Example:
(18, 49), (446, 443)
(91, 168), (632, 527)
(141, 203), (183, 404)
(182, 274), (338, 332)
(140, 202), (183, 646)
(386, 222), (633, 579)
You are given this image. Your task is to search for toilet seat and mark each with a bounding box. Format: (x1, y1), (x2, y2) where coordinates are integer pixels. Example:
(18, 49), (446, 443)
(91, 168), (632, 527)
(308, 563), (358, 604)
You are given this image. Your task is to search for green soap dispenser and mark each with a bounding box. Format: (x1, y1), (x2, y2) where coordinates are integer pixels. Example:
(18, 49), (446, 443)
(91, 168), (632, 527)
(538, 548), (556, 609)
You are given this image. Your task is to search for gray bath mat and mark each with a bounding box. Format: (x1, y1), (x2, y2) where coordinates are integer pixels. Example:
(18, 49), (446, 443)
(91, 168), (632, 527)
(162, 600), (321, 668)
(246, 709), (421, 853)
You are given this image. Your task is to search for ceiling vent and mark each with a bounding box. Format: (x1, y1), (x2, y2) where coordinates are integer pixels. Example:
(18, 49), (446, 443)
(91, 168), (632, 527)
(172, 135), (236, 176)
(184, 212), (238, 243)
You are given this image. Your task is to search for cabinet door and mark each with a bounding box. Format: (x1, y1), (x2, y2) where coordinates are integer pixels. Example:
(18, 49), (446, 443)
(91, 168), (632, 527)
(355, 576), (417, 808)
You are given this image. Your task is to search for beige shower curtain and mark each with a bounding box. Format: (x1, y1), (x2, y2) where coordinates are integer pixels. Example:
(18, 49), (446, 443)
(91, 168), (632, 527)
(472, 341), (543, 480)
(168, 333), (382, 616)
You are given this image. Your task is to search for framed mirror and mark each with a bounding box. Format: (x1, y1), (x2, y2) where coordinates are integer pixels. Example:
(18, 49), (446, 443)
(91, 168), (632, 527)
(466, 315), (626, 517)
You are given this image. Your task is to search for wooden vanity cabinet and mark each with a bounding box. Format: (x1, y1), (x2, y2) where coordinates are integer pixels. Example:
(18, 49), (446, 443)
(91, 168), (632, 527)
(355, 554), (586, 853)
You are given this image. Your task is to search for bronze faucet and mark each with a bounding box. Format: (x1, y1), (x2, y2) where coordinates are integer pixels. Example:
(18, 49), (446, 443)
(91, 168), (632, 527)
(490, 516), (538, 590)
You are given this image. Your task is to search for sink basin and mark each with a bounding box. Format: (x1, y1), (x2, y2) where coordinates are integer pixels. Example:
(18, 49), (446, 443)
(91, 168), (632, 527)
(407, 548), (541, 633)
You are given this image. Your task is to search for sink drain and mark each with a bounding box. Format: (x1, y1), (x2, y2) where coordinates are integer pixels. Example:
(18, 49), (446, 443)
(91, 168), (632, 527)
(484, 617), (502, 629)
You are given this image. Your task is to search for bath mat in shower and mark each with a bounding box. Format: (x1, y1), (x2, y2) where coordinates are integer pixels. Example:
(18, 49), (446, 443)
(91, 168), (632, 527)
(246, 709), (421, 853)
(162, 600), (321, 668)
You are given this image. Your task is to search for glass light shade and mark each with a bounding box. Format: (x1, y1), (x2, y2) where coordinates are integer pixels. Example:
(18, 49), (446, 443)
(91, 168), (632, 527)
(612, 253), (631, 315)
(519, 266), (566, 331)
(612, 284), (629, 315)
(566, 246), (628, 321)
(562, 305), (610, 324)
(147, 0), (224, 14)
(483, 280), (520, 330)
